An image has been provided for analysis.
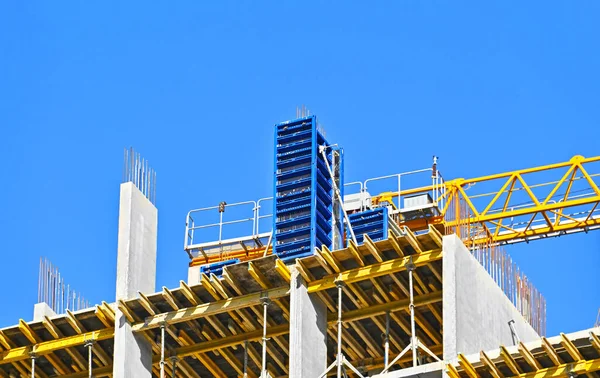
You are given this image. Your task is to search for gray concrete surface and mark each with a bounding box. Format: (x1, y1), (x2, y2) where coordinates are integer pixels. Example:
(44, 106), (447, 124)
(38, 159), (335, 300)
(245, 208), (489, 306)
(374, 361), (444, 378)
(187, 265), (200, 285)
(32, 302), (56, 322)
(288, 266), (328, 378)
(442, 234), (539, 361)
(112, 182), (157, 378)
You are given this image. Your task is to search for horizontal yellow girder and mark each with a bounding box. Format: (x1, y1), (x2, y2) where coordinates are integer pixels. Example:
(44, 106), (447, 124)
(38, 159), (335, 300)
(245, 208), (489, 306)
(0, 328), (113, 364)
(307, 249), (443, 293)
(0, 288), (442, 367)
(132, 286), (290, 332)
(516, 358), (600, 378)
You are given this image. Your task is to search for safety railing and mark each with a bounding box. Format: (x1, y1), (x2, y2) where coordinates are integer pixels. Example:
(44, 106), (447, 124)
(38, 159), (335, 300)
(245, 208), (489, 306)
(347, 166), (445, 213)
(184, 165), (446, 252)
(185, 200), (260, 250)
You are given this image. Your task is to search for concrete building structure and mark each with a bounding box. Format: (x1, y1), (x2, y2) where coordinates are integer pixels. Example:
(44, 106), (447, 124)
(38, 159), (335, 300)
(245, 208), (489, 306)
(1, 141), (599, 378)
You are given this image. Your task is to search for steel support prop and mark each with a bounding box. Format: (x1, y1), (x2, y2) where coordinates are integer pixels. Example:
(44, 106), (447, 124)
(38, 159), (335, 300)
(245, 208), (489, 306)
(318, 280), (365, 378)
(409, 260), (417, 367)
(160, 323), (166, 378)
(85, 339), (95, 378)
(381, 257), (440, 374)
(244, 340), (249, 378)
(260, 296), (270, 377)
(30, 354), (36, 378)
(170, 356), (178, 378)
(384, 311), (390, 368)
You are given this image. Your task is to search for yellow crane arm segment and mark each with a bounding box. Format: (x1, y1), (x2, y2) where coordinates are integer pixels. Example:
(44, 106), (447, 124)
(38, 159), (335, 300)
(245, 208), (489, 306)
(385, 155), (600, 246)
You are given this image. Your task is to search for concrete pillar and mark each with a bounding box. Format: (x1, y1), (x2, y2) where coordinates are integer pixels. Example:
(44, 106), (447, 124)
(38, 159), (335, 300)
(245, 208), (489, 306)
(33, 302), (56, 322)
(188, 265), (200, 285)
(112, 182), (157, 378)
(288, 266), (328, 377)
(442, 234), (539, 361)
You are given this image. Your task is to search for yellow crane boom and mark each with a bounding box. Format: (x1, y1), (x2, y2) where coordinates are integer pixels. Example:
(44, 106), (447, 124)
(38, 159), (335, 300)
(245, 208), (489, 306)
(387, 155), (600, 247)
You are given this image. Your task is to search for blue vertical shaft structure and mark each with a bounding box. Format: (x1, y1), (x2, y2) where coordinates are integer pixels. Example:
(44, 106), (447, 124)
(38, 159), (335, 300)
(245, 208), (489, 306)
(273, 116), (335, 262)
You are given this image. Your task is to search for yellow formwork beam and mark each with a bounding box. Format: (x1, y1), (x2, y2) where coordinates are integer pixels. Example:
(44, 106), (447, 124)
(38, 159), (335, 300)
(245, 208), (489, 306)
(516, 358), (600, 378)
(307, 249), (443, 293)
(132, 286), (290, 332)
(0, 328), (113, 364)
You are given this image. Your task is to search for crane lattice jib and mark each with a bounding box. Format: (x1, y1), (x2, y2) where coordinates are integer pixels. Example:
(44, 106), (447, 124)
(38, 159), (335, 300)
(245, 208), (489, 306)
(391, 155), (600, 247)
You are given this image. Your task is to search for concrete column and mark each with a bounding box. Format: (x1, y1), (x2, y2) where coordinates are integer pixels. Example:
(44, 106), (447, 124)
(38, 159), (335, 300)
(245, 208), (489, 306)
(442, 234), (539, 361)
(112, 182), (157, 378)
(33, 302), (56, 322)
(288, 266), (328, 377)
(187, 265), (200, 285)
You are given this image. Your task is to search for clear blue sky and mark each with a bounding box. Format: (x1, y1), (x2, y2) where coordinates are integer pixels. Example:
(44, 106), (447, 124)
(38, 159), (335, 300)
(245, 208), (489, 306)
(1, 2), (598, 337)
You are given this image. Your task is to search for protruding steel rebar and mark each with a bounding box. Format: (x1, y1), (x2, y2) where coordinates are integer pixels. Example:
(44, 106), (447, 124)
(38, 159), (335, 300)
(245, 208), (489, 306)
(37, 257), (89, 314)
(123, 147), (156, 204)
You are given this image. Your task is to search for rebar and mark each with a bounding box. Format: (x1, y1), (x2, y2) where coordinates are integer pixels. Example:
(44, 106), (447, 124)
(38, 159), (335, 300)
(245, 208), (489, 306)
(123, 147), (156, 204)
(37, 257), (89, 314)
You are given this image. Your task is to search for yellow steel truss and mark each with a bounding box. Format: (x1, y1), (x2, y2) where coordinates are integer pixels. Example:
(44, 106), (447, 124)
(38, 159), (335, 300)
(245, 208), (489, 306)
(379, 155), (600, 247)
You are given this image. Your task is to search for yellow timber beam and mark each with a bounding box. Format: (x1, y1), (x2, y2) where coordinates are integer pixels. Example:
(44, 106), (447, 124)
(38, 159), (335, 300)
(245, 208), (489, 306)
(0, 290), (442, 367)
(515, 358), (600, 378)
(307, 248), (443, 293)
(132, 286), (290, 331)
(0, 328), (113, 364)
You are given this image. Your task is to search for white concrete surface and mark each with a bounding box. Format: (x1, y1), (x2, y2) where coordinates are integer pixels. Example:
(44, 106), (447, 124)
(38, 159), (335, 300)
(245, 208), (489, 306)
(112, 182), (157, 378)
(442, 235), (539, 361)
(288, 266), (328, 378)
(33, 302), (56, 322)
(374, 361), (444, 378)
(187, 265), (200, 285)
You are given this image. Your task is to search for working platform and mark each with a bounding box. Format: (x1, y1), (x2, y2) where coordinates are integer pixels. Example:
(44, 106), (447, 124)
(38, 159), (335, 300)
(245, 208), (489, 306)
(0, 228), (561, 378)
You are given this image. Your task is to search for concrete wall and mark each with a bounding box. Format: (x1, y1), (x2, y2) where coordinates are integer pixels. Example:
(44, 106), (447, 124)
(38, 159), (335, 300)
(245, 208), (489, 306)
(33, 302), (56, 322)
(443, 235), (539, 361)
(115, 182), (157, 300)
(188, 265), (200, 285)
(288, 266), (328, 377)
(113, 182), (157, 378)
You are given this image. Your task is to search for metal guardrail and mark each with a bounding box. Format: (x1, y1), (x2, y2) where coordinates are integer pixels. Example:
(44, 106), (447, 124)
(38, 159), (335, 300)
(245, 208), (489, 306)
(184, 166), (441, 252)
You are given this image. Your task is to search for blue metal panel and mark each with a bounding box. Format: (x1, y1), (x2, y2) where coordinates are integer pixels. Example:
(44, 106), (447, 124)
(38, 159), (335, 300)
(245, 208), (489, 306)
(199, 259), (240, 277)
(273, 116), (336, 263)
(348, 207), (389, 245)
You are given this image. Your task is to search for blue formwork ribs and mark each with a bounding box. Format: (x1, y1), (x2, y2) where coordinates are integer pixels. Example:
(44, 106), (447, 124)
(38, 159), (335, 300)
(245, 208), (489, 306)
(348, 207), (389, 245)
(199, 259), (240, 277)
(273, 116), (336, 263)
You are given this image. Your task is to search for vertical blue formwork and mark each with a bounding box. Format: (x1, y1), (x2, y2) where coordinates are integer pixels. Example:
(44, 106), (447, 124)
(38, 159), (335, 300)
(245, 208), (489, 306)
(273, 116), (334, 263)
(348, 207), (389, 245)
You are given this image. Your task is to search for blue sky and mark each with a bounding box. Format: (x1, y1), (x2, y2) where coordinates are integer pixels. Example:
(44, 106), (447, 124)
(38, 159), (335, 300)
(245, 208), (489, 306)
(0, 1), (598, 337)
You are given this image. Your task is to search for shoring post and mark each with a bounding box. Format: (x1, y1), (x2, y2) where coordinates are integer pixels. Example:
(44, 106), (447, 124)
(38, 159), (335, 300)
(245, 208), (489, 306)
(29, 353), (36, 378)
(244, 340), (249, 378)
(260, 296), (271, 377)
(384, 310), (390, 368)
(407, 257), (417, 367)
(160, 322), (166, 378)
(336, 280), (345, 378)
(84, 339), (95, 378)
(169, 356), (179, 378)
(317, 278), (365, 378)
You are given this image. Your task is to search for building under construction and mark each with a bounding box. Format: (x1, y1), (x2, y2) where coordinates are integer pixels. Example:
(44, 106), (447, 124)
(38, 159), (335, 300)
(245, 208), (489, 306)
(0, 114), (599, 378)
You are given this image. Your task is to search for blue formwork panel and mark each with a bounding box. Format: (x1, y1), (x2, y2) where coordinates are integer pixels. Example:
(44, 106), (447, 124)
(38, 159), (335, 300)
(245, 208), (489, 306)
(273, 116), (336, 263)
(199, 259), (240, 277)
(348, 207), (389, 245)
